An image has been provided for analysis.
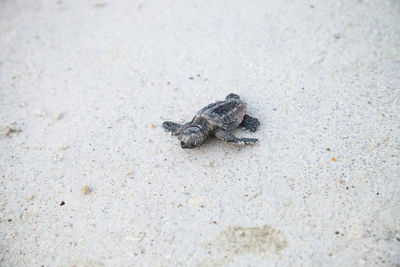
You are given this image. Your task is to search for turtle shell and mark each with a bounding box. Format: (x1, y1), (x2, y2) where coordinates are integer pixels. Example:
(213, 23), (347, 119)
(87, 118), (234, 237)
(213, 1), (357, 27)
(196, 99), (247, 131)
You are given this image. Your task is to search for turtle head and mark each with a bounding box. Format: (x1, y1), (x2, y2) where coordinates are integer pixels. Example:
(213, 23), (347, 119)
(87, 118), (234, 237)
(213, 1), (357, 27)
(180, 126), (206, 149)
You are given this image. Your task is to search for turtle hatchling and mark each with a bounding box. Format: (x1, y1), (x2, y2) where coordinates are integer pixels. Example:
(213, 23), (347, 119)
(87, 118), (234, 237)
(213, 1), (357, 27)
(163, 93), (260, 149)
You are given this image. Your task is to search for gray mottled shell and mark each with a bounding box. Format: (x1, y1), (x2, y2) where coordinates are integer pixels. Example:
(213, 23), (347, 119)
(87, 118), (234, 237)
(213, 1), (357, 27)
(196, 99), (247, 131)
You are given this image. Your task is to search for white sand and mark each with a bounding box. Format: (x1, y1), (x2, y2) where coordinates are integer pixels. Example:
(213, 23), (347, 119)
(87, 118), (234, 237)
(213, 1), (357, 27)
(1, 0), (399, 266)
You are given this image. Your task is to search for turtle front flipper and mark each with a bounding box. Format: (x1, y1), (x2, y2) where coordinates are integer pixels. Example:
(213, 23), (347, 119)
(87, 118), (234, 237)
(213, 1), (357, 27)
(163, 121), (189, 136)
(214, 129), (257, 145)
(241, 114), (260, 132)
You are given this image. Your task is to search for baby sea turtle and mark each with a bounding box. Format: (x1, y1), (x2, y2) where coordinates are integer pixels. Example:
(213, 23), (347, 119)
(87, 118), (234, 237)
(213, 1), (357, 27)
(163, 93), (260, 149)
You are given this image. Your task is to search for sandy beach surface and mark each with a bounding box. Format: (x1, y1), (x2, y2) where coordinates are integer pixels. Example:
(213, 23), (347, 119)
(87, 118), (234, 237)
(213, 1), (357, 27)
(1, 0), (399, 266)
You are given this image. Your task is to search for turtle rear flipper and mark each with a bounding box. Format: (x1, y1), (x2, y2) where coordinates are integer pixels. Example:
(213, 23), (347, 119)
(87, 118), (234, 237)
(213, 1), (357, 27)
(241, 114), (260, 132)
(214, 129), (257, 145)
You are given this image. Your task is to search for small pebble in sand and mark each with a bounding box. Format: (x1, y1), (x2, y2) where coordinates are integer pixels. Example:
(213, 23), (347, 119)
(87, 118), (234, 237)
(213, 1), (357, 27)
(333, 33), (342, 39)
(27, 195), (35, 201)
(82, 185), (91, 195)
(53, 154), (63, 162)
(1, 126), (20, 137)
(59, 145), (70, 151)
(331, 157), (338, 162)
(94, 2), (107, 8)
(205, 161), (216, 167)
(34, 110), (46, 117)
(188, 196), (208, 208)
(53, 112), (64, 120)
(151, 124), (156, 128)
